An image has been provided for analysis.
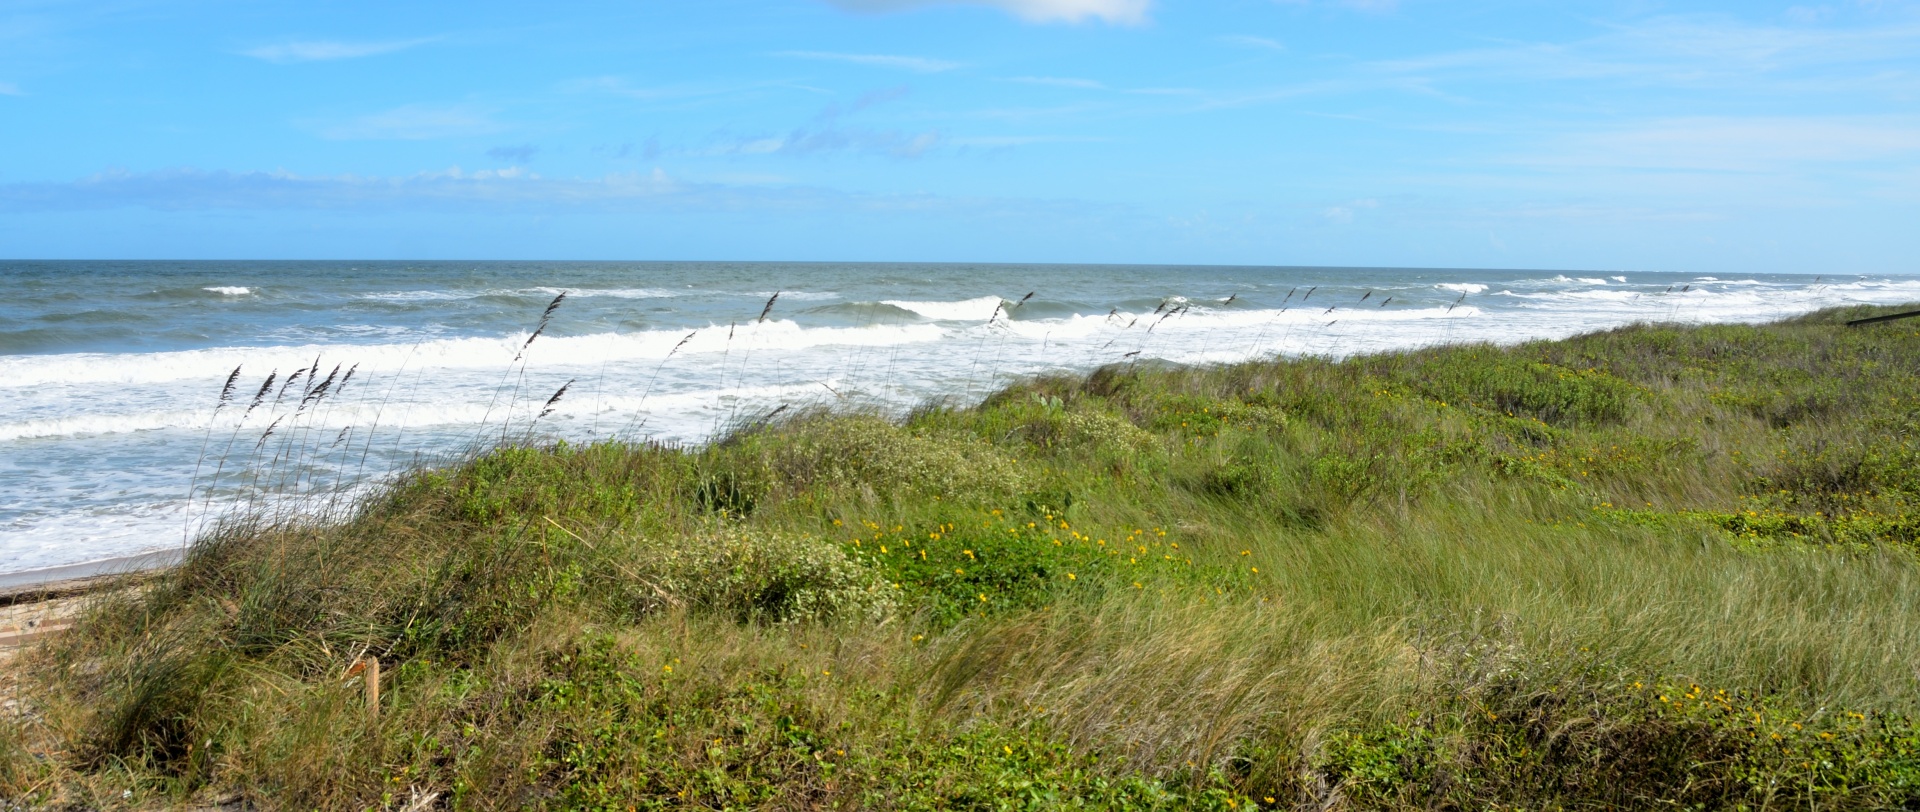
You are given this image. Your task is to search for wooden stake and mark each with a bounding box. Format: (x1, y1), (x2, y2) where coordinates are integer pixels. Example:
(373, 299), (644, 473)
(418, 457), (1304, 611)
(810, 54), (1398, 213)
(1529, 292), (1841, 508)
(365, 657), (380, 718)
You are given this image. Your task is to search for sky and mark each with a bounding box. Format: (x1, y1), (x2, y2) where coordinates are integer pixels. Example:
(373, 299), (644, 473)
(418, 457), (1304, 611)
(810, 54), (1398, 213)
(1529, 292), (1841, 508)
(1, 0), (1917, 272)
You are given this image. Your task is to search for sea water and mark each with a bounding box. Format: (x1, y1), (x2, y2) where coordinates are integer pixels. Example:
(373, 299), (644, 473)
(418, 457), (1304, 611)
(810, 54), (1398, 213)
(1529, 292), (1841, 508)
(3, 260), (1916, 574)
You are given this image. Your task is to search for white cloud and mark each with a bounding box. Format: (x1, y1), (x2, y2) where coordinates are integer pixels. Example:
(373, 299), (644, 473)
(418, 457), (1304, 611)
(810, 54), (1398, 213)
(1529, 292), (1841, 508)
(776, 50), (962, 73)
(0, 81), (20, 96)
(242, 38), (436, 64)
(823, 0), (1150, 25)
(314, 104), (503, 140)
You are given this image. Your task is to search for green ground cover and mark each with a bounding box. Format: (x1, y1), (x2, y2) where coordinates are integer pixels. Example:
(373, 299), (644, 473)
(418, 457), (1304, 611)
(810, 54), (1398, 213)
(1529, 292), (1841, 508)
(8, 304), (1920, 809)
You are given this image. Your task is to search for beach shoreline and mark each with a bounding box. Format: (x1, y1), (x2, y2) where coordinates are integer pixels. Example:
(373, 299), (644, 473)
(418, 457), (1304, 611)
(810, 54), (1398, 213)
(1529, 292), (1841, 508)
(0, 549), (177, 600)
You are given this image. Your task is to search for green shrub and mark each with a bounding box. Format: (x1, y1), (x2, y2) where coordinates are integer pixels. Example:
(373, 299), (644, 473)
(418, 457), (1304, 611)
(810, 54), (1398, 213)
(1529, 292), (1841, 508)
(1412, 351), (1642, 425)
(728, 415), (1029, 503)
(626, 526), (899, 624)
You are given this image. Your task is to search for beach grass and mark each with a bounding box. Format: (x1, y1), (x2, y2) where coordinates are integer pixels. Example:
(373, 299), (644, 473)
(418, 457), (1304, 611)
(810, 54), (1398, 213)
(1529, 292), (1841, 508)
(6, 304), (1920, 809)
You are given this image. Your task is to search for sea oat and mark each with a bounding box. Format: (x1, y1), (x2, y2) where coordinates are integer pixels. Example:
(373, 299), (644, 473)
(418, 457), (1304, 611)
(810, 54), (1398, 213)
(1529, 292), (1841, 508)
(537, 379), (575, 420)
(216, 365), (242, 410)
(246, 372), (277, 416)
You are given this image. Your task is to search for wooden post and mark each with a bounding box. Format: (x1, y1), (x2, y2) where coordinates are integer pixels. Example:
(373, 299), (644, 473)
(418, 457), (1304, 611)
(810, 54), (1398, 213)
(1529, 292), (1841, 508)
(364, 657), (380, 718)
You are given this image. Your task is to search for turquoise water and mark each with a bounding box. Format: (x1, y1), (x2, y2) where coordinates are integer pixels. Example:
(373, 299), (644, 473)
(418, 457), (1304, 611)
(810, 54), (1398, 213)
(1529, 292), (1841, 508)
(2, 260), (1915, 573)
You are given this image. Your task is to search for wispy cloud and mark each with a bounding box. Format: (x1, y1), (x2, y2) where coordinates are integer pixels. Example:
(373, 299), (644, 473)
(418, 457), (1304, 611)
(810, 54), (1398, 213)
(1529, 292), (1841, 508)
(314, 103), (503, 140)
(712, 129), (941, 158)
(1002, 76), (1106, 89)
(1520, 116), (1920, 173)
(1368, 15), (1920, 89)
(1153, 14), (1920, 114)
(1321, 198), (1378, 224)
(0, 81), (21, 96)
(563, 76), (822, 105)
(823, 0), (1150, 25)
(486, 144), (538, 163)
(1273, 0), (1399, 12)
(1219, 35), (1285, 50)
(241, 37), (437, 64)
(948, 134), (1106, 147)
(776, 50), (962, 73)
(0, 167), (668, 211)
(0, 167), (1118, 223)
(702, 87), (940, 158)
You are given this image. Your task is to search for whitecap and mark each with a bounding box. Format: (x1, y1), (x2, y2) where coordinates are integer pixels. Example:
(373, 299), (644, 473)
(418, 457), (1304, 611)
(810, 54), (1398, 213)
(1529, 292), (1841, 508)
(1436, 283), (1488, 294)
(362, 290), (474, 302)
(204, 286), (252, 296)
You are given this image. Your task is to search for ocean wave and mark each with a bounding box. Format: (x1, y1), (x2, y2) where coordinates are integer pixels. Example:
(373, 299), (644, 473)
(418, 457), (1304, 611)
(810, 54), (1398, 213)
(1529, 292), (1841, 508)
(800, 302), (923, 322)
(1825, 279), (1920, 293)
(0, 320), (952, 389)
(361, 290), (470, 302)
(995, 304), (1481, 341)
(531, 286), (679, 299)
(750, 291), (840, 302)
(0, 410), (207, 442)
(0, 377), (845, 442)
(204, 286), (252, 296)
(0, 499), (188, 573)
(365, 286), (680, 303)
(1436, 283), (1488, 294)
(881, 296), (1006, 321)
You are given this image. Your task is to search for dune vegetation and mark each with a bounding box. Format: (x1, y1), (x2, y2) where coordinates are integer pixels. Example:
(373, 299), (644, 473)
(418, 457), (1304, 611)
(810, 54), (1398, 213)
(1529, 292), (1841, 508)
(7, 304), (1920, 810)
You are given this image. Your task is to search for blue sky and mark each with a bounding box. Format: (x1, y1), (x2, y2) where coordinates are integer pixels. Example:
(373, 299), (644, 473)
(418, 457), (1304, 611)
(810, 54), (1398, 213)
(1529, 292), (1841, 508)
(1, 0), (1917, 272)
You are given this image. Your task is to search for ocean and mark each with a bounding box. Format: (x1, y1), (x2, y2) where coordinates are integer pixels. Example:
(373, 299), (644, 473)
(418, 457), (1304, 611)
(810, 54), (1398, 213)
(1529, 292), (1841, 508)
(3, 260), (1916, 575)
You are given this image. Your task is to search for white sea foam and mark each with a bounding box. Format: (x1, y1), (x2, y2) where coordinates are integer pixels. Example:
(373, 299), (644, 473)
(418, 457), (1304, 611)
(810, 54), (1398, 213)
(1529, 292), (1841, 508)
(1611, 276), (1628, 283)
(205, 286), (252, 296)
(1437, 283), (1488, 294)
